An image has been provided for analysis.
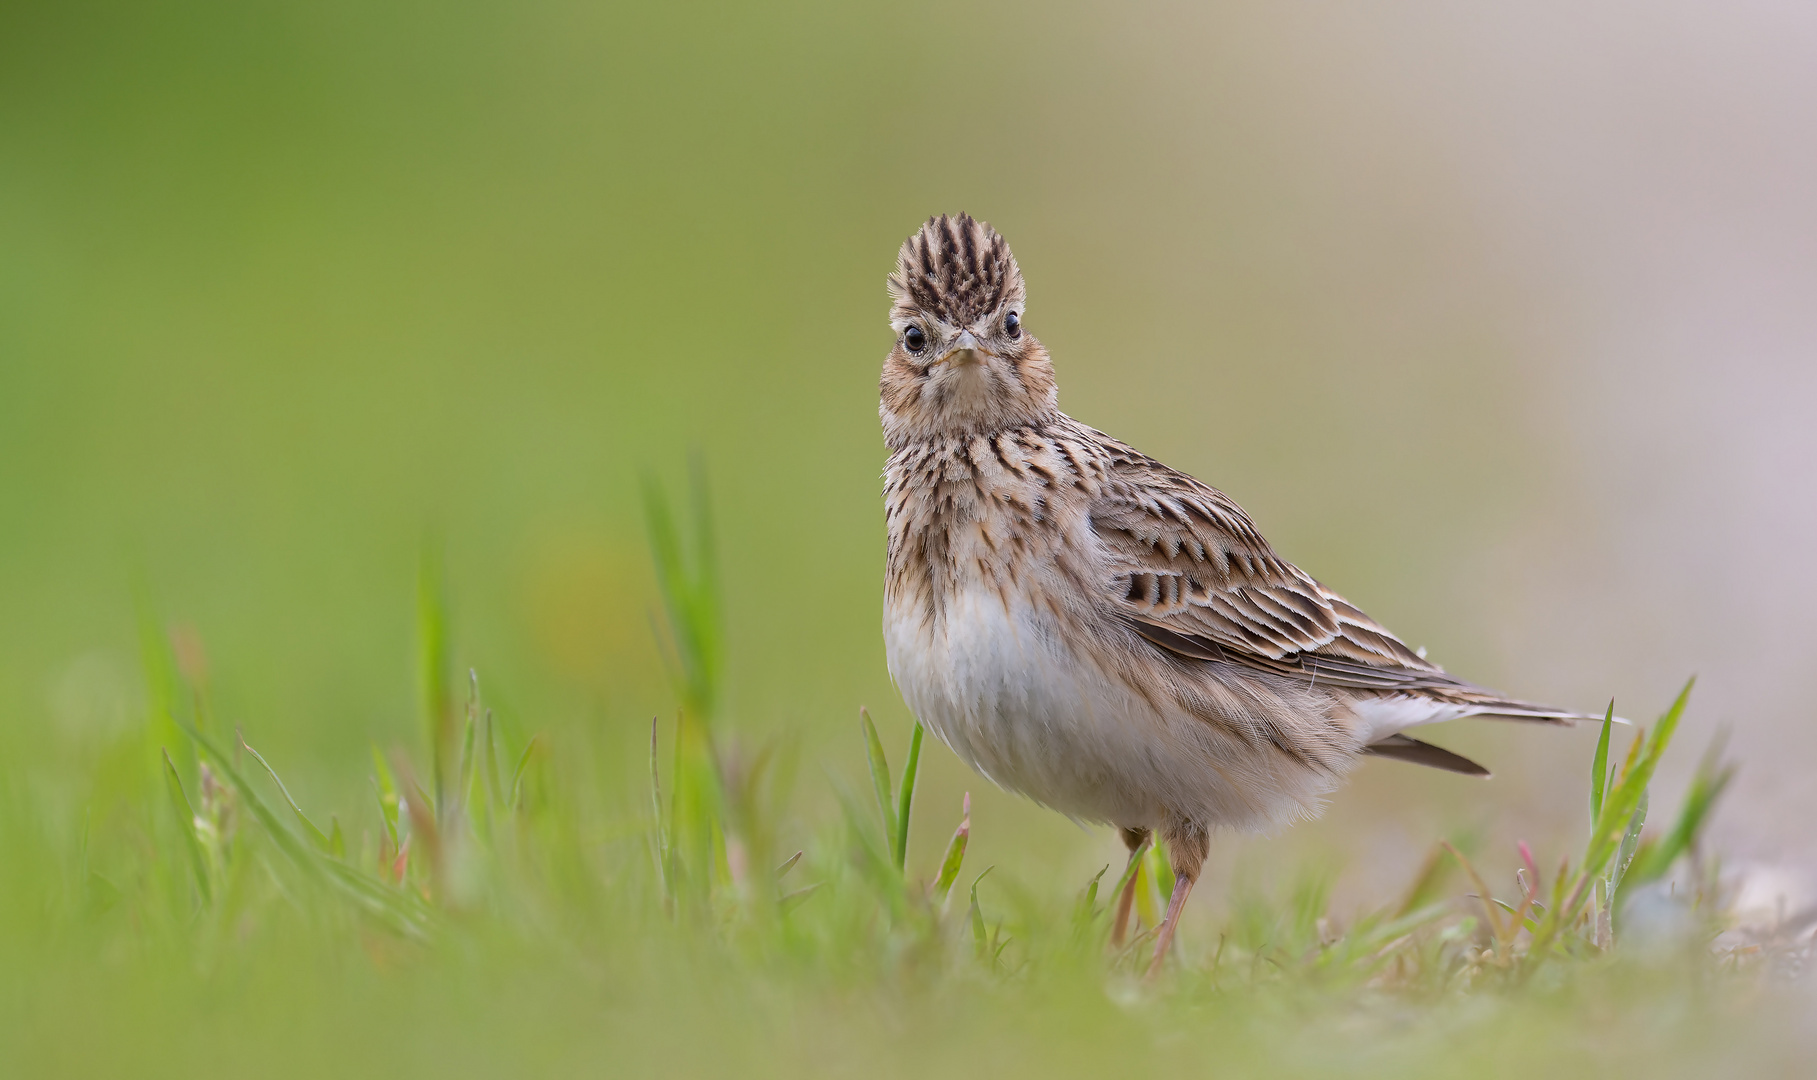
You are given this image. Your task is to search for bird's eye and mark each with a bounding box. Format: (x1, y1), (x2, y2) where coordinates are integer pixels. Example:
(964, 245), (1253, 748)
(904, 326), (926, 353)
(1005, 311), (1021, 338)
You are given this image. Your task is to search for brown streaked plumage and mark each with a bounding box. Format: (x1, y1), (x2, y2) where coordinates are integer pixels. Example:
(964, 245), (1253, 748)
(879, 212), (1596, 975)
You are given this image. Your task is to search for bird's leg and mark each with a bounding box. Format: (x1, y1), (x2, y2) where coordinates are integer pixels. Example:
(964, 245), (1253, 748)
(1111, 826), (1150, 947)
(1145, 873), (1197, 978)
(1145, 821), (1209, 979)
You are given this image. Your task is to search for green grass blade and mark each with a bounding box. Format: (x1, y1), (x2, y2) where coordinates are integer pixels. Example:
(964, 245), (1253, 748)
(1393, 844), (1454, 918)
(1442, 841), (1507, 945)
(859, 708), (897, 860)
(649, 717), (671, 903)
(457, 701), (479, 820)
(417, 538), (454, 813)
(1590, 701), (1614, 824)
(932, 793), (971, 904)
(893, 721), (924, 872)
(185, 726), (324, 874)
(316, 858), (435, 939)
(969, 866), (995, 960)
(1491, 897), (1543, 936)
(509, 733), (542, 811)
(1591, 681), (1690, 867)
(642, 465), (722, 723)
(1071, 864), (1111, 946)
(686, 453), (722, 714)
(483, 709), (506, 811)
(1599, 685), (1687, 838)
(160, 748), (212, 903)
(371, 757), (400, 852)
(371, 744), (398, 798)
(1076, 864), (1108, 921)
(1608, 788), (1648, 903)
(239, 736), (334, 853)
(1148, 837), (1175, 905)
(137, 590), (191, 786)
(1529, 678), (1695, 963)
(779, 883), (822, 913)
(1627, 735), (1735, 887)
(1105, 831), (1151, 917)
(830, 775), (900, 910)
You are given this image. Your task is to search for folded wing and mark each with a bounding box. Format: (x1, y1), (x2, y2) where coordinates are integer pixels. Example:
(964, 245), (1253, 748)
(1081, 425), (1589, 743)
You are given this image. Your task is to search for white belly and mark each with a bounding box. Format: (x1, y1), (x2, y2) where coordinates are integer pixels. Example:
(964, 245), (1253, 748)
(884, 585), (1336, 831)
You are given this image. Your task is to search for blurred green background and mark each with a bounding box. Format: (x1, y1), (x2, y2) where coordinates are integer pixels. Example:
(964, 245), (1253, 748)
(6, 0), (1817, 905)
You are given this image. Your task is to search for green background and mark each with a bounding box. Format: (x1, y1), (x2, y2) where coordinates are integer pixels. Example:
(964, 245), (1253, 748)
(6, 0), (1814, 901)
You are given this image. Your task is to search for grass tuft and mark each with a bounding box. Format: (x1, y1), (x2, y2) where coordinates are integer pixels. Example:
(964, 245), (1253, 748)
(0, 485), (1779, 1078)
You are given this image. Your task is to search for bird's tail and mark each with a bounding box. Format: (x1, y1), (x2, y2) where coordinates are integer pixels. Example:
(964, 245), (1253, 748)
(1351, 690), (1623, 749)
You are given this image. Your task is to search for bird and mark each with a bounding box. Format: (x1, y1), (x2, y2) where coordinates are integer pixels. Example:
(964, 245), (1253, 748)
(878, 212), (1598, 975)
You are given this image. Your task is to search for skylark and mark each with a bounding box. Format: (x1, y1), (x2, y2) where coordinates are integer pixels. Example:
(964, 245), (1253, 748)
(879, 213), (1597, 973)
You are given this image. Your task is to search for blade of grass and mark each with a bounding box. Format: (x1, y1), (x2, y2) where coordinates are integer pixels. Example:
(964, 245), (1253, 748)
(137, 590), (191, 786)
(1074, 865), (1110, 931)
(1627, 733), (1735, 887)
(510, 733), (542, 811)
(239, 735), (333, 853)
(417, 538), (454, 814)
(160, 749), (211, 903)
(892, 720), (924, 873)
(1529, 678), (1694, 963)
(650, 718), (671, 907)
(859, 708), (897, 861)
(687, 454), (721, 716)
(1609, 788), (1649, 902)
(779, 883), (822, 913)
(829, 775), (901, 913)
(371, 744), (400, 848)
(184, 723), (432, 938)
(1105, 831), (1151, 918)
(1147, 837), (1175, 908)
(455, 703), (478, 827)
(1589, 701), (1614, 824)
(483, 709), (506, 811)
(642, 462), (722, 722)
(932, 793), (971, 905)
(457, 669), (485, 826)
(1599, 789), (1649, 946)
(1442, 841), (1508, 948)
(1393, 845), (1451, 918)
(969, 866), (996, 960)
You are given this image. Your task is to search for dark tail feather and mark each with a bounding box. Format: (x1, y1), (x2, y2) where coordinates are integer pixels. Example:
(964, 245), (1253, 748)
(1365, 734), (1491, 778)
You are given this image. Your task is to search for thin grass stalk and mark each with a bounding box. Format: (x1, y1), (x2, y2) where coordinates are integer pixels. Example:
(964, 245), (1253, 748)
(417, 540), (454, 816)
(859, 708), (897, 863)
(893, 721), (924, 873)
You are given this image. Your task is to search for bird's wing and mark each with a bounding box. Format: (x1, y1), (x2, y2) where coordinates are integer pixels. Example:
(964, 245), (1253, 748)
(1083, 429), (1579, 720)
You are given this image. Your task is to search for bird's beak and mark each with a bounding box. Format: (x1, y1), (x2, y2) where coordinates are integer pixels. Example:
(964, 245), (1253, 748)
(934, 330), (990, 367)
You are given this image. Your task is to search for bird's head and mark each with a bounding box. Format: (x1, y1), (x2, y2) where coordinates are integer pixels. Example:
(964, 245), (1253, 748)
(880, 213), (1058, 447)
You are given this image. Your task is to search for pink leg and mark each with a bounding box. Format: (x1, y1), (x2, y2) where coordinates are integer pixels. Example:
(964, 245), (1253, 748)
(1144, 871), (1197, 978)
(1111, 827), (1149, 947)
(1145, 821), (1208, 979)
(1112, 880), (1138, 947)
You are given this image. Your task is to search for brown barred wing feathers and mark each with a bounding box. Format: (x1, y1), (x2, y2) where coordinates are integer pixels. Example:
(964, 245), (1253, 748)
(1081, 426), (1585, 721)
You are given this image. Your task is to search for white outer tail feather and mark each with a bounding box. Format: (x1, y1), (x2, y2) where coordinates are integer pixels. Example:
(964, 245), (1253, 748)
(1353, 694), (1623, 747)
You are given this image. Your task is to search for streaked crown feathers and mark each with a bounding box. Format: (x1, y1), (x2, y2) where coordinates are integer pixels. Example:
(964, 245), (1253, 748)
(889, 213), (1025, 327)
